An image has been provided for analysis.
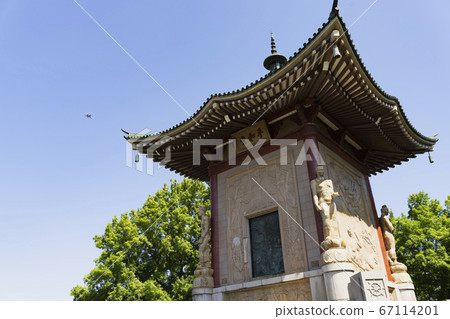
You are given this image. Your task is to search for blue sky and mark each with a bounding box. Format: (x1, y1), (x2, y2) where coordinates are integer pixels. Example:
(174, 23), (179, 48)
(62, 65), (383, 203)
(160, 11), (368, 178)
(0, 1), (448, 300)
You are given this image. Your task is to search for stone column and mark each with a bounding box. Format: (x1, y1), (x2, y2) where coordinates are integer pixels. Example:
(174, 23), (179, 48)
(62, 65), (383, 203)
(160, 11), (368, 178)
(321, 247), (355, 301)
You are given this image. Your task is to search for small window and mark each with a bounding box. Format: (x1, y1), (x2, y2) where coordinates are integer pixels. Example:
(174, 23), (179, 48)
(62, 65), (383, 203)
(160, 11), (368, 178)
(249, 211), (284, 277)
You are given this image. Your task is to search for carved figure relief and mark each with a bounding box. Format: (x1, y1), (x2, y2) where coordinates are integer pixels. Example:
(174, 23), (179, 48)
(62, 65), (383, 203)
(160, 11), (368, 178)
(329, 162), (364, 219)
(346, 227), (379, 272)
(231, 237), (245, 282)
(285, 224), (302, 266)
(339, 175), (363, 219)
(320, 149), (385, 271)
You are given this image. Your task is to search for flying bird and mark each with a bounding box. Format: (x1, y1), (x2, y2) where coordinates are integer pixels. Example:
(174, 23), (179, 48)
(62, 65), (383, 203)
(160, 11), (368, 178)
(84, 113), (92, 119)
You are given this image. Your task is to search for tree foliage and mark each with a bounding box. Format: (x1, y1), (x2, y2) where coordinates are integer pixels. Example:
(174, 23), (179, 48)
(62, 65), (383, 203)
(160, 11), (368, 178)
(390, 192), (450, 301)
(71, 179), (210, 301)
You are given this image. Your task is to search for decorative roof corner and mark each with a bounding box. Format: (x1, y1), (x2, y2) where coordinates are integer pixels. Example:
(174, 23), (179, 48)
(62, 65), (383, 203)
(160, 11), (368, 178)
(329, 0), (340, 19)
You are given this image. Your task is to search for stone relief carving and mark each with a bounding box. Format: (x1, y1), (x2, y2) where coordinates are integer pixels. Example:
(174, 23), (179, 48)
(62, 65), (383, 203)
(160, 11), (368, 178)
(339, 175), (363, 219)
(329, 162), (364, 219)
(346, 227), (379, 272)
(351, 272), (390, 301)
(225, 280), (312, 301)
(231, 237), (245, 282)
(320, 152), (385, 272)
(285, 224), (302, 267)
(366, 279), (387, 299)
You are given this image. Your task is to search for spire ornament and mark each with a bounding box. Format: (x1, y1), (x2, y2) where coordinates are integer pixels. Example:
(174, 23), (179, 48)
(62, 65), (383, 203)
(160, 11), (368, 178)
(270, 32), (277, 54)
(263, 32), (287, 72)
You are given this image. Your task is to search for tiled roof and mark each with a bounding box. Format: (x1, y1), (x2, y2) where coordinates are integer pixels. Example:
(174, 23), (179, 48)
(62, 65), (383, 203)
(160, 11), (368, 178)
(125, 14), (437, 180)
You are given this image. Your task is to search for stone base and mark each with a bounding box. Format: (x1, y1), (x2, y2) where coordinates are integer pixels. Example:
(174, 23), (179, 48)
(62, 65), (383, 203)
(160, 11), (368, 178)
(392, 272), (413, 285)
(350, 271), (390, 301)
(322, 262), (355, 301)
(388, 262), (416, 301)
(321, 248), (348, 265)
(397, 283), (417, 301)
(192, 267), (214, 301)
(192, 287), (213, 301)
(193, 267), (214, 289)
(321, 237), (346, 251)
(390, 262), (412, 284)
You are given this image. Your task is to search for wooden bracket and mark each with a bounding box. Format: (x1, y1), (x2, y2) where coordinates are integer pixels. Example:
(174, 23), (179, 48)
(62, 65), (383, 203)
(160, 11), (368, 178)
(330, 128), (347, 145)
(356, 148), (370, 162)
(295, 98), (321, 124)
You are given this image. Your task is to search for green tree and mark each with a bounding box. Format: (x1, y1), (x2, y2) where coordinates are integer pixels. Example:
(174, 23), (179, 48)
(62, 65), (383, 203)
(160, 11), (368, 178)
(71, 178), (210, 301)
(390, 192), (450, 300)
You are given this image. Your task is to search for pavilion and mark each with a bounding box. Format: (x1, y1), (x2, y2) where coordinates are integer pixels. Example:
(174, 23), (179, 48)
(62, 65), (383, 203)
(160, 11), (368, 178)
(125, 1), (437, 301)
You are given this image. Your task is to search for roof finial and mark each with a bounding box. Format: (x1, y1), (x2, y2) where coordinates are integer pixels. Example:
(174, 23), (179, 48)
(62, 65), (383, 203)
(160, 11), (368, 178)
(271, 32), (277, 54)
(263, 32), (287, 73)
(330, 0), (339, 19)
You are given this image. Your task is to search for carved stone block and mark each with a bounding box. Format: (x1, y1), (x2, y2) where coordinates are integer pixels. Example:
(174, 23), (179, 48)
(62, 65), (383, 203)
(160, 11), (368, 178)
(350, 271), (390, 301)
(224, 279), (312, 301)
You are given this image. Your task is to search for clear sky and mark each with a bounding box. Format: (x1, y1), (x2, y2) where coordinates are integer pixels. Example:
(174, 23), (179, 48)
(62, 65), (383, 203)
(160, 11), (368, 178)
(0, 0), (448, 301)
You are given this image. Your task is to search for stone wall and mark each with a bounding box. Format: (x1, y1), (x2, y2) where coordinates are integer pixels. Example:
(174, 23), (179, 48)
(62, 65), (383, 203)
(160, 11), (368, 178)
(215, 140), (387, 292)
(217, 149), (309, 286)
(319, 143), (386, 274)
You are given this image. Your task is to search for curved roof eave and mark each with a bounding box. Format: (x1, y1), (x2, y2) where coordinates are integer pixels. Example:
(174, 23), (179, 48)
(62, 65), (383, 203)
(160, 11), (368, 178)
(126, 15), (437, 148)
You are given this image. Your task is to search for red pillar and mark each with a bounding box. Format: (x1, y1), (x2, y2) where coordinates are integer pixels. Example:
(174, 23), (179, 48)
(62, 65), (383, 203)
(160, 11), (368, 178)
(364, 175), (393, 282)
(303, 123), (325, 250)
(210, 173), (220, 287)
